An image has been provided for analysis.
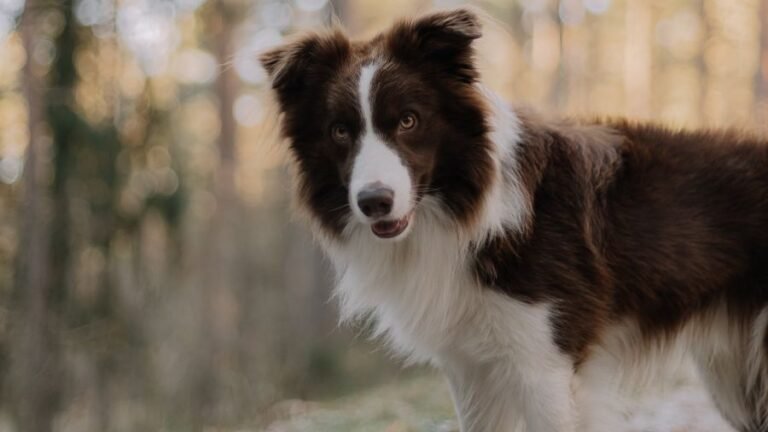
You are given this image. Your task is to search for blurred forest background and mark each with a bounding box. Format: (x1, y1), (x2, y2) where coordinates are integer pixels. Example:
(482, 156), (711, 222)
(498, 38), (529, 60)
(1, 0), (768, 431)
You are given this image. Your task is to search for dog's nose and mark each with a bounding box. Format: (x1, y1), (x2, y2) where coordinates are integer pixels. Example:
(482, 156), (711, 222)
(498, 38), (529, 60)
(357, 187), (394, 218)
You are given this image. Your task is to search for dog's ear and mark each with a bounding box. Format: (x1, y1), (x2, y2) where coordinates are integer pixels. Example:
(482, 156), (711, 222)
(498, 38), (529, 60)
(386, 8), (482, 83)
(260, 30), (351, 102)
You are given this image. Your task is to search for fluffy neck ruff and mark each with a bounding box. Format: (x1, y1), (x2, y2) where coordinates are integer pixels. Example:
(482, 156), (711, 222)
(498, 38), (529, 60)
(471, 86), (531, 246)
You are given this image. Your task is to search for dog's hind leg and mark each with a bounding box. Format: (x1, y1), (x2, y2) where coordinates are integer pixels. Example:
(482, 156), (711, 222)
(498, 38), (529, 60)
(573, 345), (631, 432)
(692, 308), (768, 432)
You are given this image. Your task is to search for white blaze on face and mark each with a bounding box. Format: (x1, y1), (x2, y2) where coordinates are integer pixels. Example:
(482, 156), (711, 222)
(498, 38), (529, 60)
(349, 63), (413, 222)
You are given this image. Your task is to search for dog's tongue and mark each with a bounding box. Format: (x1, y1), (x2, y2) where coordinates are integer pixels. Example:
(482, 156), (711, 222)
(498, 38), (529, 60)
(370, 212), (413, 239)
(372, 220), (400, 237)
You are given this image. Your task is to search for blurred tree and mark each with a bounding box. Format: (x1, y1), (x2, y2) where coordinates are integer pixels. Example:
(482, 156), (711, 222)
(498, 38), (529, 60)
(11, 1), (134, 430)
(760, 0), (768, 129)
(182, 0), (247, 426)
(10, 3), (62, 431)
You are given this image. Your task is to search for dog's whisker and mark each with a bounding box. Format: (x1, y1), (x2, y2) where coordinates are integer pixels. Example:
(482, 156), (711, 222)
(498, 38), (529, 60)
(328, 203), (351, 213)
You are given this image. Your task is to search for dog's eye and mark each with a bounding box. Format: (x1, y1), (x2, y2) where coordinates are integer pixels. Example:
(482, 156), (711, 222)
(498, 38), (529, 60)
(399, 112), (417, 131)
(331, 124), (350, 143)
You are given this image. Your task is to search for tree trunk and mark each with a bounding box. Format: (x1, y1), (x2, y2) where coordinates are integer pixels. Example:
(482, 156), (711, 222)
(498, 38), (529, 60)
(214, 0), (238, 197)
(759, 0), (768, 131)
(186, 1), (241, 424)
(10, 3), (62, 431)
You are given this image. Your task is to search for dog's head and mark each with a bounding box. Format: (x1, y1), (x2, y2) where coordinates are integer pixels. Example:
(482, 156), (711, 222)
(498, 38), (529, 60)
(261, 9), (495, 242)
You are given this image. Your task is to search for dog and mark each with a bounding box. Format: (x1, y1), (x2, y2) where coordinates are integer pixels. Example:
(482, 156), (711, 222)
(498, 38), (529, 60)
(260, 8), (768, 432)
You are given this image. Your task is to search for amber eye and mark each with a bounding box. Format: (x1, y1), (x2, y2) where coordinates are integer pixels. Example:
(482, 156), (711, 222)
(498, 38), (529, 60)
(399, 112), (417, 131)
(331, 124), (350, 143)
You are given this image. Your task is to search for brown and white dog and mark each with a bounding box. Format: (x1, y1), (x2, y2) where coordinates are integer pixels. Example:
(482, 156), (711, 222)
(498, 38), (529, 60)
(260, 8), (768, 432)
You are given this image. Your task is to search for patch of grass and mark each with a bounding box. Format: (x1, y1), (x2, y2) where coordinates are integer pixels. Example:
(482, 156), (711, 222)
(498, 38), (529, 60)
(261, 373), (457, 432)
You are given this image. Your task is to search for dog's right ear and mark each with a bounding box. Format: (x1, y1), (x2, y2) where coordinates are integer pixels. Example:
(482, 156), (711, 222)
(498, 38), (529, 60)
(260, 30), (351, 103)
(386, 9), (482, 83)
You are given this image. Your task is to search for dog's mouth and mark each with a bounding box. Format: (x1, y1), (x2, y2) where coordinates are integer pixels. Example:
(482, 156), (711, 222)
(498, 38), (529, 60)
(371, 212), (413, 239)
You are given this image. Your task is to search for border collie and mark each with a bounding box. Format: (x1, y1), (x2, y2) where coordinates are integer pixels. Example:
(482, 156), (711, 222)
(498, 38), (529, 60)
(260, 9), (768, 432)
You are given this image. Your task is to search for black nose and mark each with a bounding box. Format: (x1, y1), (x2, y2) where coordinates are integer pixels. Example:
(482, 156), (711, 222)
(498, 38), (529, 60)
(357, 187), (394, 218)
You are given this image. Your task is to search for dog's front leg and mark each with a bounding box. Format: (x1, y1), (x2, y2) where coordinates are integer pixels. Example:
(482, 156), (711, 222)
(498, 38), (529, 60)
(442, 357), (575, 432)
(517, 364), (576, 432)
(442, 359), (524, 432)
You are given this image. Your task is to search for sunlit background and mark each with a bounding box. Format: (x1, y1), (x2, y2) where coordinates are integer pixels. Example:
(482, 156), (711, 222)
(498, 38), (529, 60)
(1, 0), (767, 431)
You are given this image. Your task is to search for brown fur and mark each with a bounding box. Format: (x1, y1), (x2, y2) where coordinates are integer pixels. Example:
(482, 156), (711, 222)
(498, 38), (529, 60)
(475, 116), (768, 362)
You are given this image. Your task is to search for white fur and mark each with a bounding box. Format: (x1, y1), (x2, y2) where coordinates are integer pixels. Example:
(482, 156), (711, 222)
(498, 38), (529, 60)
(690, 305), (768, 431)
(440, 294), (575, 432)
(474, 86), (530, 244)
(574, 321), (686, 432)
(576, 305), (768, 432)
(349, 64), (413, 227)
(747, 309), (768, 429)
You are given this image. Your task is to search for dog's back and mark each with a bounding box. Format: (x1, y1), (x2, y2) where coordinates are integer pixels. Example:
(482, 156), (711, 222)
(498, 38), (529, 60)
(476, 115), (768, 430)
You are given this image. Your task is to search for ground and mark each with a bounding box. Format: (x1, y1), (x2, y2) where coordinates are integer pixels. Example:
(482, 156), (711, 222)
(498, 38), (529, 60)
(262, 367), (736, 432)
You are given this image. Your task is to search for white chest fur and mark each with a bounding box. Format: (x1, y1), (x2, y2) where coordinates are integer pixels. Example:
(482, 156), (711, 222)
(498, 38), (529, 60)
(328, 198), (479, 363)
(326, 209), (576, 432)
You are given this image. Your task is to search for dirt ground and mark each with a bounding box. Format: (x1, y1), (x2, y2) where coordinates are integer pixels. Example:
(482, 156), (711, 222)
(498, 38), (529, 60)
(262, 367), (735, 432)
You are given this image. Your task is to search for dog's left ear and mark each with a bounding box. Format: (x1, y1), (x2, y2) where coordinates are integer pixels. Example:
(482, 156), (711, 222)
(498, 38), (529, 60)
(260, 30), (351, 104)
(386, 8), (482, 83)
